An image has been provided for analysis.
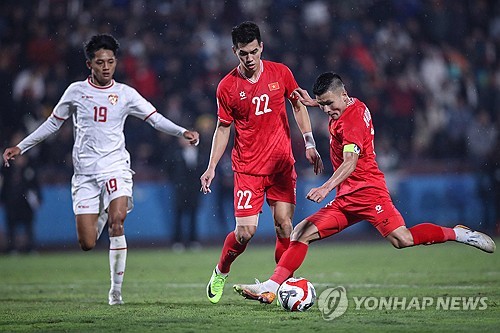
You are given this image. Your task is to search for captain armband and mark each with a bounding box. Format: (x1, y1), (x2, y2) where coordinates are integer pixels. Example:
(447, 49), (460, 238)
(303, 132), (316, 149)
(343, 143), (361, 155)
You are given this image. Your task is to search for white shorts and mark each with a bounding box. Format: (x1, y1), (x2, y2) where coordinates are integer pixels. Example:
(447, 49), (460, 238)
(71, 169), (134, 217)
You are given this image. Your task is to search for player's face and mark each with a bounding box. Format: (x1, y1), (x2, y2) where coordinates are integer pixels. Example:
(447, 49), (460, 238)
(316, 90), (348, 120)
(233, 39), (263, 75)
(87, 48), (116, 87)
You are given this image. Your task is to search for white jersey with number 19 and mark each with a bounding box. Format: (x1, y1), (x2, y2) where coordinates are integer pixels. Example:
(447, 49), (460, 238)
(52, 77), (156, 175)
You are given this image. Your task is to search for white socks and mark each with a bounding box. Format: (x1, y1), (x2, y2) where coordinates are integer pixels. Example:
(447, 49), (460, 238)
(109, 235), (127, 292)
(262, 279), (280, 294)
(215, 265), (228, 277)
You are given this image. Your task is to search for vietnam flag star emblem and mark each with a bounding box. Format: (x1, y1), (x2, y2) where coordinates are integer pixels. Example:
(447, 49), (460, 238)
(268, 82), (280, 91)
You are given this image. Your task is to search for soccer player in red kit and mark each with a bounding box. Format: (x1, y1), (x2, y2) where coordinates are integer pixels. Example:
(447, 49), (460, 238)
(233, 72), (496, 304)
(200, 21), (323, 304)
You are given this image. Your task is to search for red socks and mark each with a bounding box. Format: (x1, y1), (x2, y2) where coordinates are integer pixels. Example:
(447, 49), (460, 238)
(217, 231), (247, 274)
(409, 223), (456, 245)
(270, 241), (308, 285)
(275, 237), (290, 264)
(217, 234), (292, 274)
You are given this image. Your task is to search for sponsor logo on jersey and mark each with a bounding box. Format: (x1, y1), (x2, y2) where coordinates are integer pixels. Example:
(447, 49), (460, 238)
(108, 94), (119, 105)
(81, 95), (93, 99)
(239, 91), (246, 100)
(268, 82), (280, 91)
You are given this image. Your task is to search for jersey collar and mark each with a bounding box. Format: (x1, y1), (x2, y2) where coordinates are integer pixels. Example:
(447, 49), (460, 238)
(87, 76), (115, 89)
(237, 60), (264, 84)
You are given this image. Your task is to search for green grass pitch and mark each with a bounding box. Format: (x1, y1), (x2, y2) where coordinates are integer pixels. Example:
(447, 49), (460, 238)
(0, 240), (498, 332)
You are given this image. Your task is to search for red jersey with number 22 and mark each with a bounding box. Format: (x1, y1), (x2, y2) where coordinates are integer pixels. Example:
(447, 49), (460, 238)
(217, 60), (298, 175)
(330, 97), (389, 197)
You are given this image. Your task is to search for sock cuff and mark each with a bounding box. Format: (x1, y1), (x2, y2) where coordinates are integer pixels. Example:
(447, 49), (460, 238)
(442, 227), (456, 241)
(110, 235), (127, 250)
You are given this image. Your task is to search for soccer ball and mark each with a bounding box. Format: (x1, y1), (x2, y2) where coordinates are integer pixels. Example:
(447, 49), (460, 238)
(277, 277), (316, 312)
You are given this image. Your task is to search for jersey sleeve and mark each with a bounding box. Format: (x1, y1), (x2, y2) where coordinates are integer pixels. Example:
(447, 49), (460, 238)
(52, 83), (78, 120)
(281, 64), (299, 101)
(216, 82), (233, 125)
(342, 106), (366, 151)
(124, 85), (157, 119)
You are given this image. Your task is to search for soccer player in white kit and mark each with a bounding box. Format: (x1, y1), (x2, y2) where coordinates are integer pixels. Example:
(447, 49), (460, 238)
(2, 34), (200, 305)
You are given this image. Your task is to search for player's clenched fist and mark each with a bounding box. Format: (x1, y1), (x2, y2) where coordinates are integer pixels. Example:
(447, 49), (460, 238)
(183, 130), (200, 146)
(2, 146), (21, 167)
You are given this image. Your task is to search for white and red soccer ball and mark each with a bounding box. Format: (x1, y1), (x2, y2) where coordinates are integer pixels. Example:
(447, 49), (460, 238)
(277, 277), (316, 312)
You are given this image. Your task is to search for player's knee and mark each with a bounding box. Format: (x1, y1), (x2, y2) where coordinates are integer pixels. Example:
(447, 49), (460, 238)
(235, 226), (255, 244)
(108, 211), (126, 236)
(274, 218), (292, 237)
(79, 238), (96, 251)
(390, 235), (414, 249)
(388, 227), (414, 249)
(109, 210), (126, 225)
(290, 220), (317, 244)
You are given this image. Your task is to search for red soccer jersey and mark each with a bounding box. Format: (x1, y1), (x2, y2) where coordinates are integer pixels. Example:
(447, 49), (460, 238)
(217, 60), (298, 175)
(329, 97), (389, 196)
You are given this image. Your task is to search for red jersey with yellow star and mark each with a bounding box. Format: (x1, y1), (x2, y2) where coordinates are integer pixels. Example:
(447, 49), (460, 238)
(217, 60), (299, 175)
(329, 97), (389, 197)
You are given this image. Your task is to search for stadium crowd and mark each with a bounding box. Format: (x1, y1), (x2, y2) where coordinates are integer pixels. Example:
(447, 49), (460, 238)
(0, 0), (498, 188)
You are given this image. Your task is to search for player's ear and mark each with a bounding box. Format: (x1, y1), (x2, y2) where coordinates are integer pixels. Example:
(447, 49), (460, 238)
(86, 60), (92, 69)
(341, 89), (348, 102)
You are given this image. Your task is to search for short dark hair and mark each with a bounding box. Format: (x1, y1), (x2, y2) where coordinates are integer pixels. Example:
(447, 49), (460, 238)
(83, 34), (120, 61)
(231, 21), (262, 47)
(312, 72), (345, 96)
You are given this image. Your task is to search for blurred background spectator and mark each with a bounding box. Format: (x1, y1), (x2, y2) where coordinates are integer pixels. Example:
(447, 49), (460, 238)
(0, 131), (42, 253)
(0, 0), (498, 240)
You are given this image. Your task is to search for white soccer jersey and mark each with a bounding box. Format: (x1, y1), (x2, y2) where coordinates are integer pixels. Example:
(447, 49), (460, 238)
(17, 77), (188, 175)
(51, 78), (157, 174)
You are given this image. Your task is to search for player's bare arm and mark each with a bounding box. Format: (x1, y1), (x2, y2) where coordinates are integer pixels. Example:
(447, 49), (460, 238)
(200, 121), (231, 194)
(289, 98), (324, 174)
(2, 146), (21, 167)
(292, 88), (319, 107)
(183, 130), (200, 146)
(306, 151), (358, 203)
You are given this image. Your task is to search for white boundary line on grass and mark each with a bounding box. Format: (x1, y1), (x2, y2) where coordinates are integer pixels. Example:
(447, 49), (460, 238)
(160, 283), (490, 290)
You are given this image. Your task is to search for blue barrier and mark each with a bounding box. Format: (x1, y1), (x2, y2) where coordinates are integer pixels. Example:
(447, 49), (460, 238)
(0, 173), (488, 247)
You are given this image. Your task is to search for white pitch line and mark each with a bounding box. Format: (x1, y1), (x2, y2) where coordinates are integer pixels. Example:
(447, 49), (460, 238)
(157, 283), (490, 290)
(313, 283), (490, 290)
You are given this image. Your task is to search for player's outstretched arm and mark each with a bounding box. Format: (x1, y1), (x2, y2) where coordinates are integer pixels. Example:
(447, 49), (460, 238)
(289, 97), (324, 175)
(200, 122), (231, 194)
(292, 88), (319, 107)
(3, 115), (65, 167)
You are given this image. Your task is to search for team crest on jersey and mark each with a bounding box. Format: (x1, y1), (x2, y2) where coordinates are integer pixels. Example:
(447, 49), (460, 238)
(268, 82), (280, 91)
(239, 91), (246, 100)
(108, 94), (119, 105)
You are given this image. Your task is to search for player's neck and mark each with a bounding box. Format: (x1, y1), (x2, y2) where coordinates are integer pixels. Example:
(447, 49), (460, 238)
(89, 75), (113, 88)
(238, 61), (262, 82)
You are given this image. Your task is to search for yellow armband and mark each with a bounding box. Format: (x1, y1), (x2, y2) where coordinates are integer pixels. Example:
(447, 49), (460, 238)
(343, 143), (360, 154)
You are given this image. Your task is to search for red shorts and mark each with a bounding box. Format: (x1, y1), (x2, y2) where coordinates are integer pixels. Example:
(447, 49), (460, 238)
(306, 188), (405, 238)
(233, 165), (297, 217)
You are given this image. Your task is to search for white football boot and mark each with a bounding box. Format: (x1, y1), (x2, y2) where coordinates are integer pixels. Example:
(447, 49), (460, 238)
(453, 225), (496, 253)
